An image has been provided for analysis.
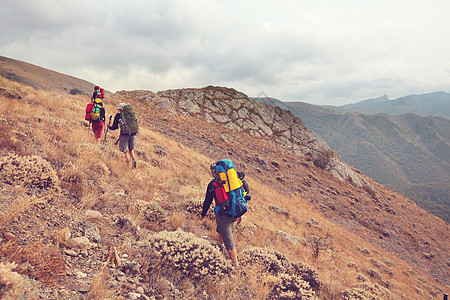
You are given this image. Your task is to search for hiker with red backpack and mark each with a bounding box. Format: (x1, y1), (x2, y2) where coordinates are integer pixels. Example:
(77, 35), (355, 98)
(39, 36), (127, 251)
(107, 103), (139, 168)
(85, 97), (105, 143)
(200, 159), (249, 268)
(91, 86), (104, 101)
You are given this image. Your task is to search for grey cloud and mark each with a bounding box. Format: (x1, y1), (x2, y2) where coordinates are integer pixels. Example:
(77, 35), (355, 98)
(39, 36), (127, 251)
(1, 0), (450, 105)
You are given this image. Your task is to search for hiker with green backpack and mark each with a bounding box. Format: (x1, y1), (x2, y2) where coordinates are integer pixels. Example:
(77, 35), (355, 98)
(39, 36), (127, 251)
(107, 103), (139, 168)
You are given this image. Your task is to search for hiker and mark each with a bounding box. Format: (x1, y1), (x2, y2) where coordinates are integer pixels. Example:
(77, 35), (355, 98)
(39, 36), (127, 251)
(200, 162), (243, 267)
(91, 86), (104, 100)
(107, 103), (138, 168)
(89, 97), (105, 143)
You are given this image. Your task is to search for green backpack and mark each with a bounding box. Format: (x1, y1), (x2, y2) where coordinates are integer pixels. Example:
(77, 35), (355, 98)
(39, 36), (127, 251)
(120, 104), (139, 135)
(90, 99), (103, 123)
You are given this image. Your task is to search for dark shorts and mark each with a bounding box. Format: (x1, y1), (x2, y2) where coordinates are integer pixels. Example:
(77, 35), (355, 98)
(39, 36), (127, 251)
(119, 134), (136, 152)
(92, 122), (104, 139)
(215, 214), (237, 251)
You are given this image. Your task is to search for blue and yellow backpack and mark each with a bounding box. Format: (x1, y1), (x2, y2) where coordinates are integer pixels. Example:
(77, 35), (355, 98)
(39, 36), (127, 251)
(212, 159), (248, 218)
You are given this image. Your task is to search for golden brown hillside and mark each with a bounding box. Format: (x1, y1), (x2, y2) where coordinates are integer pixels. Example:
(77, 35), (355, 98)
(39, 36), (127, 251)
(0, 56), (96, 95)
(0, 73), (448, 299)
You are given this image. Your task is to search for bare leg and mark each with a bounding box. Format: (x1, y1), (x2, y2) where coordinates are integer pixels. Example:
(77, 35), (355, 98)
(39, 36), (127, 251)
(229, 248), (238, 265)
(130, 150), (136, 168)
(124, 152), (130, 166)
(219, 234), (238, 265)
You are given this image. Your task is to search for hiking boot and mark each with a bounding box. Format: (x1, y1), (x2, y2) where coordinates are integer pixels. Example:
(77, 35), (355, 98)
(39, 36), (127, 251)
(214, 242), (225, 251)
(132, 159), (137, 169)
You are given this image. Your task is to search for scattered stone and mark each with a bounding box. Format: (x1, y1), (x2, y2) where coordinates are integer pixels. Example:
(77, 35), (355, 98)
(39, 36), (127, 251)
(69, 236), (93, 249)
(78, 286), (90, 293)
(74, 270), (88, 279)
(85, 210), (102, 219)
(220, 135), (228, 143)
(84, 222), (101, 243)
(64, 249), (78, 257)
(80, 249), (89, 257)
(128, 292), (141, 300)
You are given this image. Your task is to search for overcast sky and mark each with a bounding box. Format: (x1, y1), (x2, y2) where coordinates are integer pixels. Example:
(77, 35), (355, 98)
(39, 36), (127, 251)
(1, 0), (450, 105)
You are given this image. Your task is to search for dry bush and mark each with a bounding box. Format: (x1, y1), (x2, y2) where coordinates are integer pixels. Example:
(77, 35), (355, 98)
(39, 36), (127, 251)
(0, 241), (66, 286)
(0, 122), (23, 153)
(269, 204), (290, 217)
(170, 212), (185, 230)
(305, 226), (333, 259)
(58, 165), (85, 200)
(87, 267), (118, 300)
(240, 247), (320, 299)
(0, 184), (46, 226)
(143, 202), (169, 230)
(0, 262), (39, 299)
(137, 229), (231, 279)
(0, 153), (59, 189)
(182, 197), (215, 221)
(213, 264), (277, 299)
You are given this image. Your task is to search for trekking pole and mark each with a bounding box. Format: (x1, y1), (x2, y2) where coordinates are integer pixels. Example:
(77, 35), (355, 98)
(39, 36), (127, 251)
(103, 115), (112, 145)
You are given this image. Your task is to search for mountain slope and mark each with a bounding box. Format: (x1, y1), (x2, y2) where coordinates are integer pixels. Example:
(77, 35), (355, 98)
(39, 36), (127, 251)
(255, 97), (450, 223)
(0, 55), (96, 95)
(0, 60), (448, 298)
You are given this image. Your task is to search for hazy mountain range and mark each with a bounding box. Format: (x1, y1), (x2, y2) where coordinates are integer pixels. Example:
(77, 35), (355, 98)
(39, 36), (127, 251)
(325, 92), (450, 117)
(254, 95), (450, 223)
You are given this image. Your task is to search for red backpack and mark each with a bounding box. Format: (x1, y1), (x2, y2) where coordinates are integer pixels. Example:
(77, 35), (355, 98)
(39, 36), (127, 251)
(213, 181), (230, 210)
(85, 103), (94, 121)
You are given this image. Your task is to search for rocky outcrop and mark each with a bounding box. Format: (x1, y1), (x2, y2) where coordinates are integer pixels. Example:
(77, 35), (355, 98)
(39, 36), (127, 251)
(116, 86), (371, 189)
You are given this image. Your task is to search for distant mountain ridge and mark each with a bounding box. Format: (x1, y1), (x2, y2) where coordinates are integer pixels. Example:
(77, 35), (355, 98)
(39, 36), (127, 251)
(324, 92), (450, 117)
(254, 96), (450, 223)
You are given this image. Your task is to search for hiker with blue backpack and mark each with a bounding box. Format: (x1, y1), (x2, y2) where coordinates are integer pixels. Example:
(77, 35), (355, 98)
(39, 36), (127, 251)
(107, 103), (139, 168)
(200, 159), (249, 267)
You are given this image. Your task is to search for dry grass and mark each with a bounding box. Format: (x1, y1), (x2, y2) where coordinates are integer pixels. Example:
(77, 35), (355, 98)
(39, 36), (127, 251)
(86, 267), (118, 300)
(0, 240), (66, 287)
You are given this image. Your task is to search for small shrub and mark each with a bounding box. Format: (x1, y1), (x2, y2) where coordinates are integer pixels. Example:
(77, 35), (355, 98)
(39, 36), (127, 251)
(305, 227), (333, 259)
(366, 268), (382, 281)
(183, 198), (203, 214)
(86, 267), (118, 300)
(138, 229), (231, 279)
(340, 282), (393, 300)
(269, 205), (290, 217)
(0, 153), (59, 189)
(240, 247), (320, 299)
(340, 285), (380, 299)
(0, 262), (39, 299)
(383, 258), (396, 267)
(69, 88), (86, 95)
(183, 198), (214, 221)
(143, 202), (168, 230)
(154, 144), (168, 157)
(0, 87), (22, 99)
(369, 258), (382, 267)
(0, 241), (66, 286)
